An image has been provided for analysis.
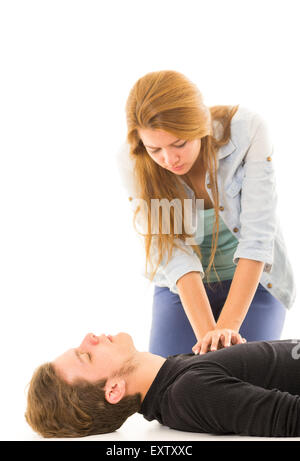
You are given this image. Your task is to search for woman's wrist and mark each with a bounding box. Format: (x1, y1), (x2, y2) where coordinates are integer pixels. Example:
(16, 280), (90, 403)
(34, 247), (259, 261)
(215, 319), (241, 332)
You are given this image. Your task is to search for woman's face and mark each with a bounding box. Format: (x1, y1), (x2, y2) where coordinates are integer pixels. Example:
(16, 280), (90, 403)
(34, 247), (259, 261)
(138, 128), (201, 175)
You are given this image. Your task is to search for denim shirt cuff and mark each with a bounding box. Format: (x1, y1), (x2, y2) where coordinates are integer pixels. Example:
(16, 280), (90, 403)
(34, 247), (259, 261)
(145, 250), (205, 295)
(166, 258), (205, 294)
(233, 247), (273, 273)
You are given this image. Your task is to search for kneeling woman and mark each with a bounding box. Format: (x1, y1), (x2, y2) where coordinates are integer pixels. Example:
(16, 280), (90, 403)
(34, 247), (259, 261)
(117, 69), (296, 358)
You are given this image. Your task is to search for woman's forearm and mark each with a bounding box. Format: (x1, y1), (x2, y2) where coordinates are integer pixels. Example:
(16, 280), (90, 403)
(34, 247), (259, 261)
(216, 258), (265, 331)
(176, 271), (216, 340)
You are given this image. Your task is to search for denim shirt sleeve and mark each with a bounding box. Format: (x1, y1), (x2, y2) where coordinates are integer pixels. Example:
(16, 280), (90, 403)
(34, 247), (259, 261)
(130, 198), (205, 294)
(144, 235), (205, 294)
(233, 113), (277, 272)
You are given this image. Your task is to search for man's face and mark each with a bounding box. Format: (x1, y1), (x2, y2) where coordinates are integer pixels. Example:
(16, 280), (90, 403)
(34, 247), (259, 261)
(139, 128), (201, 175)
(53, 332), (138, 384)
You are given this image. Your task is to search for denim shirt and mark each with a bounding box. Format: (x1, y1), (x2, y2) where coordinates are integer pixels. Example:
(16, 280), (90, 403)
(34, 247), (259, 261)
(116, 106), (296, 310)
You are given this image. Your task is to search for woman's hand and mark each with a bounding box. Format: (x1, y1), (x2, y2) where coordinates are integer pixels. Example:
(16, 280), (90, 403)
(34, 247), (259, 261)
(192, 328), (247, 355)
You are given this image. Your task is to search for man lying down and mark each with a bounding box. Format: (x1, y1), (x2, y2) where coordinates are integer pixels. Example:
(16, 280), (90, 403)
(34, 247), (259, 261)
(25, 331), (300, 438)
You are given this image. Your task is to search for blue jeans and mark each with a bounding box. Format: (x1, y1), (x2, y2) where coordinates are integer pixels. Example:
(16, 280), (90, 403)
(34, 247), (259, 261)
(148, 279), (287, 357)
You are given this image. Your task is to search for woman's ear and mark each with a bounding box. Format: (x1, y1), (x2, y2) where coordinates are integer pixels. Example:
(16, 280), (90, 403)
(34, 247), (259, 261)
(104, 378), (126, 404)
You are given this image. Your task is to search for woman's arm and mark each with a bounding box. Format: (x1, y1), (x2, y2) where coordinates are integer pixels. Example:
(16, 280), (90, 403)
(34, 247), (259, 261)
(216, 258), (264, 331)
(176, 271), (216, 340)
(182, 259), (263, 355)
(192, 258), (264, 355)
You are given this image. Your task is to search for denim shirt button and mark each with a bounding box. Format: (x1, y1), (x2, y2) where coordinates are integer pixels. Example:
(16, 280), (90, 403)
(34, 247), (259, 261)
(266, 156), (272, 161)
(267, 283), (273, 288)
(219, 206), (224, 211)
(233, 227), (239, 233)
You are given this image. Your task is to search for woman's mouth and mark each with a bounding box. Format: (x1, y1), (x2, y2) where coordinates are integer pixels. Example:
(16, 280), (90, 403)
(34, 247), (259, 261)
(171, 164), (184, 172)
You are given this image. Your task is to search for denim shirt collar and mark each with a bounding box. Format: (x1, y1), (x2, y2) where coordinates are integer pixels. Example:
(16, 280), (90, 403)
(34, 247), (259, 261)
(218, 138), (237, 160)
(178, 138), (237, 192)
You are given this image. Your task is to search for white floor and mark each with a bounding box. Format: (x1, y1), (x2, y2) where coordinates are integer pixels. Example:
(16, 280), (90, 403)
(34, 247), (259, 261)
(8, 411), (300, 442)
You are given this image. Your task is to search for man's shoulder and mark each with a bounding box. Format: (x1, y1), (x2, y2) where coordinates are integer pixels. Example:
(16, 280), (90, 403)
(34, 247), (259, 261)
(165, 356), (222, 391)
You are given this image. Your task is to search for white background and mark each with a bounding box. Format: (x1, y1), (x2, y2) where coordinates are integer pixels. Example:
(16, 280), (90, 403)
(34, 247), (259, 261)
(0, 0), (299, 441)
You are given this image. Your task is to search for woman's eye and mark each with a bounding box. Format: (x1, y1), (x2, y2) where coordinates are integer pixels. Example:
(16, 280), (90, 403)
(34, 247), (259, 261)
(151, 141), (187, 154)
(176, 141), (187, 149)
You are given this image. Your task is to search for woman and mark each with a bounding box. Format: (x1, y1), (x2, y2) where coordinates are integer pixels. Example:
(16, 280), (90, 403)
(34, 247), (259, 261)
(117, 70), (296, 358)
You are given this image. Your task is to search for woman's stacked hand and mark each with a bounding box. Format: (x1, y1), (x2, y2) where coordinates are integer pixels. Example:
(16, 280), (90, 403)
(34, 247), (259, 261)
(192, 328), (247, 355)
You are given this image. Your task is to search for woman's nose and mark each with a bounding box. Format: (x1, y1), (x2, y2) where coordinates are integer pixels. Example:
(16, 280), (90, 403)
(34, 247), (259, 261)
(163, 151), (180, 167)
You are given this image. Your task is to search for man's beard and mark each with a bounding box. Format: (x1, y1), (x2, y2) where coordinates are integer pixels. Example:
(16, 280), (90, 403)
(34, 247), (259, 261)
(110, 357), (139, 379)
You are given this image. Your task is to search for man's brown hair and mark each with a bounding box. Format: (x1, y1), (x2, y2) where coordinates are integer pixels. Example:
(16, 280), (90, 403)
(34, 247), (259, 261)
(25, 362), (142, 438)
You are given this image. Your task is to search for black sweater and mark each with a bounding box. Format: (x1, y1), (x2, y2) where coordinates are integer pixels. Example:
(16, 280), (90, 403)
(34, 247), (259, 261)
(138, 340), (300, 437)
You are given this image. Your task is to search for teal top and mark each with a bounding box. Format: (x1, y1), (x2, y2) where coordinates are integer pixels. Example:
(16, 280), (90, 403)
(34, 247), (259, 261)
(199, 207), (238, 283)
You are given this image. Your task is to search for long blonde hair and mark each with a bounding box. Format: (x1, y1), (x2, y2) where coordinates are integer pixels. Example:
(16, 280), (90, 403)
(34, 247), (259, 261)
(125, 70), (239, 286)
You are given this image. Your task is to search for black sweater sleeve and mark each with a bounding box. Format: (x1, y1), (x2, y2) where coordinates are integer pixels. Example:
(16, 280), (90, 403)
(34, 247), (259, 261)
(162, 368), (300, 437)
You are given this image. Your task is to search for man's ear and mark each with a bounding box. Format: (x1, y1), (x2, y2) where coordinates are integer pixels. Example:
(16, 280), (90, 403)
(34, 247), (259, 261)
(104, 378), (126, 404)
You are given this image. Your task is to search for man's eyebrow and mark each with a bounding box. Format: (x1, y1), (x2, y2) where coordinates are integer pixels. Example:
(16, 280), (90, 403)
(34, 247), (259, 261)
(144, 138), (182, 149)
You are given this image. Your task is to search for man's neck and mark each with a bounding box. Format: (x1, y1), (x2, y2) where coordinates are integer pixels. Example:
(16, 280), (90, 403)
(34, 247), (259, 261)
(126, 351), (167, 403)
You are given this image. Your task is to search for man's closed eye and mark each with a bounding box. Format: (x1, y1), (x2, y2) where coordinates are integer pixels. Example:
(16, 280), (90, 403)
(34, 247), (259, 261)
(80, 351), (92, 362)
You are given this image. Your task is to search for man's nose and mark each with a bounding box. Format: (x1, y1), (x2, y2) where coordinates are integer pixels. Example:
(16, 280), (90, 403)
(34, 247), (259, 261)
(80, 332), (99, 348)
